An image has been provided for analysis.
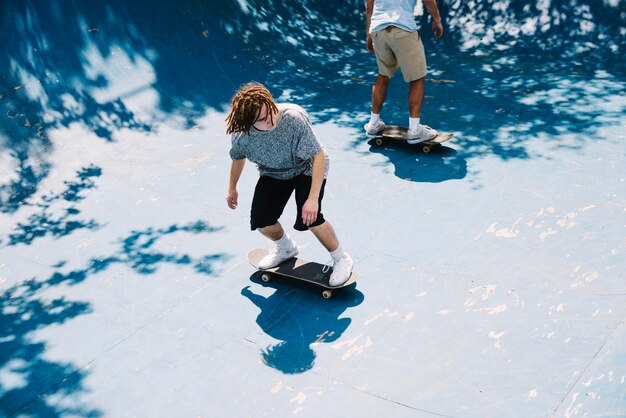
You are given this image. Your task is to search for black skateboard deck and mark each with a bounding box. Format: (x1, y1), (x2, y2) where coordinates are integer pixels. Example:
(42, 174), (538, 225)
(246, 248), (360, 299)
(372, 125), (454, 153)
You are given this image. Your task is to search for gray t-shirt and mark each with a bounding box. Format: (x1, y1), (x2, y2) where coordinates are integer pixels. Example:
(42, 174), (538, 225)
(230, 103), (329, 180)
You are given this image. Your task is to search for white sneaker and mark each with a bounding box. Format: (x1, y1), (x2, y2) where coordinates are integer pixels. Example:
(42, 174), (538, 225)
(329, 253), (354, 287)
(258, 243), (298, 269)
(364, 120), (386, 137)
(406, 124), (438, 144)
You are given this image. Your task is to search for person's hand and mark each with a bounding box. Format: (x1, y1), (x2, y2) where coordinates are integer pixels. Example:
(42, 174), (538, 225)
(226, 189), (238, 209)
(302, 198), (319, 226)
(432, 19), (443, 40)
(366, 34), (374, 53)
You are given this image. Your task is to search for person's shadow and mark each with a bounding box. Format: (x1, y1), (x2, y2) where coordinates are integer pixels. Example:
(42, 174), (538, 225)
(242, 274), (364, 374)
(368, 140), (467, 183)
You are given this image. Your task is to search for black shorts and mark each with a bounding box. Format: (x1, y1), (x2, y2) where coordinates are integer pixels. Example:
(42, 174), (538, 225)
(250, 174), (326, 231)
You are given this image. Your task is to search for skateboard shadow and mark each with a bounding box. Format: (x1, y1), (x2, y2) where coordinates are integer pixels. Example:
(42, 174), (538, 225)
(368, 141), (467, 183)
(241, 273), (364, 374)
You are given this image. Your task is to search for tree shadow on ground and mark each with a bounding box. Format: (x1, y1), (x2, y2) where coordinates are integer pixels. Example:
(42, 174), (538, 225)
(2, 0), (625, 211)
(0, 0), (624, 411)
(2, 165), (102, 247)
(242, 273), (364, 374)
(0, 279), (98, 417)
(0, 220), (228, 417)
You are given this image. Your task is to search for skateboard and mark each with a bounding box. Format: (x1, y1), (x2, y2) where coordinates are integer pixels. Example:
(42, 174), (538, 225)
(372, 125), (454, 153)
(246, 248), (360, 299)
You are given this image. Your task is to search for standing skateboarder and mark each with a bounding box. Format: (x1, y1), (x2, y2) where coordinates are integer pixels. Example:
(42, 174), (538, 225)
(225, 82), (353, 286)
(364, 0), (444, 143)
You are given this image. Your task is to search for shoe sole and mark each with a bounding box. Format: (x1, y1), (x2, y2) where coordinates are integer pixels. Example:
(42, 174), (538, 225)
(407, 134), (437, 144)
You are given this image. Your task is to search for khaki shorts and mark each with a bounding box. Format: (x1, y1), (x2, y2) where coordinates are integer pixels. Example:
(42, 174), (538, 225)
(372, 26), (427, 82)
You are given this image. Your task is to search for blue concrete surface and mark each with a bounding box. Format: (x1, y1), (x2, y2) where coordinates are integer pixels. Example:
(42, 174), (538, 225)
(1, 0), (625, 416)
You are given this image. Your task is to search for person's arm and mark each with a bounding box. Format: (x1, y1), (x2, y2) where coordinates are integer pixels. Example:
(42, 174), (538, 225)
(227, 159), (245, 209)
(423, 0), (443, 40)
(301, 150), (326, 226)
(366, 0), (374, 52)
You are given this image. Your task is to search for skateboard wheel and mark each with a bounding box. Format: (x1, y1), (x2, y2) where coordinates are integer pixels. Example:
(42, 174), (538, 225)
(374, 138), (384, 146)
(261, 273), (271, 282)
(422, 145), (431, 153)
(322, 290), (333, 299)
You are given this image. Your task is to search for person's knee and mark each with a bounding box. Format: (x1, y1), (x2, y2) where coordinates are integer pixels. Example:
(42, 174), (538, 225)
(258, 223), (284, 240)
(294, 214), (325, 232)
(307, 219), (327, 232)
(376, 74), (391, 84)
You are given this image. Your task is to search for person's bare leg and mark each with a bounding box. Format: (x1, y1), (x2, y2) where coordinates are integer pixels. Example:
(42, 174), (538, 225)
(372, 75), (390, 114)
(408, 78), (425, 118)
(309, 222), (339, 253)
(258, 222), (285, 241)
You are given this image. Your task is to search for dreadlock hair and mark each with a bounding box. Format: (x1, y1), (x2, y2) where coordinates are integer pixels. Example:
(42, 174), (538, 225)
(226, 82), (279, 134)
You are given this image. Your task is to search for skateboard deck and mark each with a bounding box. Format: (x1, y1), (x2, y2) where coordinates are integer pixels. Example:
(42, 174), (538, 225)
(246, 248), (360, 299)
(372, 125), (454, 153)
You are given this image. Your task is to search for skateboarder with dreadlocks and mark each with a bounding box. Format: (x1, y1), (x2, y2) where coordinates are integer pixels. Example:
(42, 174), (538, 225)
(225, 82), (353, 286)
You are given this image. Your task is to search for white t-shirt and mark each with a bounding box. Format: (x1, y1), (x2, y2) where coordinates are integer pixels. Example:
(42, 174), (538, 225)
(369, 0), (418, 33)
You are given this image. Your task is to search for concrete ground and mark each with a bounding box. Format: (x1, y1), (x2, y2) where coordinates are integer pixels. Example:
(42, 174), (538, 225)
(1, 1), (625, 417)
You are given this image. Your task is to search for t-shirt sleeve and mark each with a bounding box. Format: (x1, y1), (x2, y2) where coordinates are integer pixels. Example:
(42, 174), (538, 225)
(229, 134), (246, 160)
(291, 112), (322, 161)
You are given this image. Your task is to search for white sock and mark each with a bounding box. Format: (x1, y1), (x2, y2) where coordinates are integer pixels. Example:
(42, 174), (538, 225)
(409, 117), (420, 131)
(275, 233), (293, 249)
(370, 112), (381, 125)
(330, 246), (346, 261)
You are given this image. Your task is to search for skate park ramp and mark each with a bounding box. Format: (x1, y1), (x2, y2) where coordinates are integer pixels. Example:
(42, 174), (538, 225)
(1, 0), (625, 416)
